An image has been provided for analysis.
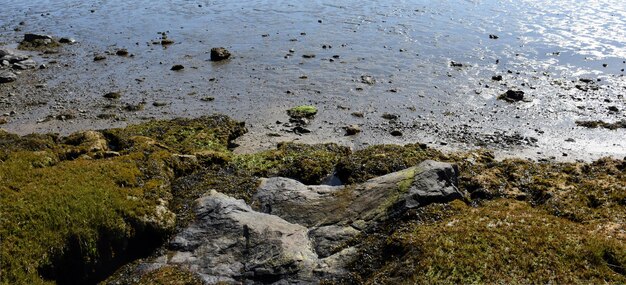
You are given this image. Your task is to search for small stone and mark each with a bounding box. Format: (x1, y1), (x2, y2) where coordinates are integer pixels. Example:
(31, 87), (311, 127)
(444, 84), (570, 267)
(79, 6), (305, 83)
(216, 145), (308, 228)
(293, 126), (311, 134)
(0, 117), (7, 125)
(161, 39), (175, 45)
(450, 61), (463, 67)
(344, 125), (361, 136)
(59, 37), (76, 44)
(23, 33), (52, 42)
(94, 55), (106, 61)
(12, 58), (36, 70)
(382, 113), (399, 120)
(0, 71), (17, 83)
(103, 92), (122, 99)
(351, 112), (364, 118)
(302, 54), (316, 58)
(498, 90), (524, 102)
(39, 64), (47, 69)
(390, 130), (403, 136)
(115, 49), (129, 56)
(153, 101), (168, 107)
(492, 75), (503, 81)
(361, 75), (375, 85)
(489, 34), (499, 39)
(287, 105), (317, 119)
(171, 64), (184, 71)
(608, 106), (619, 112)
(210, 47), (231, 61)
(201, 97), (215, 102)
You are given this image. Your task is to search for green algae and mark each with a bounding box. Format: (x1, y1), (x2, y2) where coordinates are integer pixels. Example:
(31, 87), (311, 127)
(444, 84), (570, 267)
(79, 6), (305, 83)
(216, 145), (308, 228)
(287, 105), (318, 119)
(234, 142), (350, 185)
(335, 143), (446, 184)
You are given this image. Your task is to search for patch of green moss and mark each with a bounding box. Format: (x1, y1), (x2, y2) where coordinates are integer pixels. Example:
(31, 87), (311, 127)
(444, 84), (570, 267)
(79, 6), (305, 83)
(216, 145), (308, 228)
(360, 200), (626, 284)
(0, 116), (248, 284)
(336, 143), (445, 184)
(287, 105), (318, 118)
(0, 151), (172, 284)
(234, 142), (350, 185)
(102, 115), (247, 154)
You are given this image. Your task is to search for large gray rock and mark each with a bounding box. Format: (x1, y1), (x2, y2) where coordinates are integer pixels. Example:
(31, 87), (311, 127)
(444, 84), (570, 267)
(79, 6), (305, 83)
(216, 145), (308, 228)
(253, 160), (465, 229)
(165, 190), (320, 284)
(403, 160), (462, 208)
(138, 160), (464, 284)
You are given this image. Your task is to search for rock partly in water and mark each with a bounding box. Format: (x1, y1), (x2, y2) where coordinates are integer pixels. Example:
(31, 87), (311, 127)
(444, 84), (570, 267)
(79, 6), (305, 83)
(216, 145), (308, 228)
(287, 105), (318, 119)
(210, 47), (231, 61)
(344, 125), (361, 136)
(18, 33), (59, 51)
(498, 90), (525, 102)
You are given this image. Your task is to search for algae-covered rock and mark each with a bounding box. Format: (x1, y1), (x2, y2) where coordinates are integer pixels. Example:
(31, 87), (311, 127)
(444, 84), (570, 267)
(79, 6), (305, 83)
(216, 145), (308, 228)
(234, 142), (349, 185)
(287, 105), (318, 119)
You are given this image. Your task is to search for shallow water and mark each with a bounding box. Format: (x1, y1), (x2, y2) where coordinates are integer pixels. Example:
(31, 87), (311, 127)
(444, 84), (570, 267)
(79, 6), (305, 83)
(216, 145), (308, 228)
(1, 0), (625, 160)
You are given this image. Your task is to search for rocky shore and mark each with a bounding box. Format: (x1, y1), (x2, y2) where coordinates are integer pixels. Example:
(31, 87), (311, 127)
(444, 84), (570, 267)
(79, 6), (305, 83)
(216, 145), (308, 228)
(1, 115), (624, 284)
(1, 1), (626, 283)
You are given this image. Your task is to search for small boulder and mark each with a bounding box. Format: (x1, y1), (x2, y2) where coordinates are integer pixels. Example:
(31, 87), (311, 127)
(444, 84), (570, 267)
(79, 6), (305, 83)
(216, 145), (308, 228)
(103, 92), (122, 99)
(287, 105), (318, 119)
(498, 90), (524, 102)
(344, 125), (361, 136)
(59, 37), (76, 44)
(0, 71), (17, 83)
(210, 47), (231, 61)
(361, 75), (375, 85)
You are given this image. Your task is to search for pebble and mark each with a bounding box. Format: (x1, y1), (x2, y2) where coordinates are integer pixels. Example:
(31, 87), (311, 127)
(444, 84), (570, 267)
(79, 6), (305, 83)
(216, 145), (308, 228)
(171, 64), (184, 71)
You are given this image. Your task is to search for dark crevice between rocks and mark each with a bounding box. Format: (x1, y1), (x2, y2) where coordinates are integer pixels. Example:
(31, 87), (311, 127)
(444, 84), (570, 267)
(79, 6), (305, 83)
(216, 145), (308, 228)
(38, 222), (169, 285)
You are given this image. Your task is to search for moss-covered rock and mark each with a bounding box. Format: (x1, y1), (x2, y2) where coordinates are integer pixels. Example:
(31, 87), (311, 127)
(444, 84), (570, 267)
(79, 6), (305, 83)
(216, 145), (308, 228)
(234, 142), (350, 185)
(335, 143), (445, 184)
(287, 105), (318, 119)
